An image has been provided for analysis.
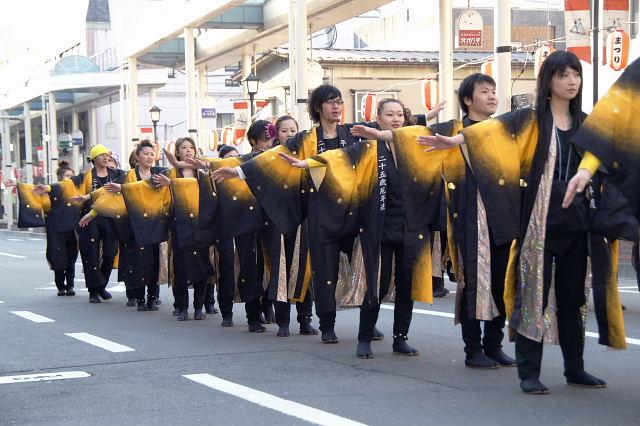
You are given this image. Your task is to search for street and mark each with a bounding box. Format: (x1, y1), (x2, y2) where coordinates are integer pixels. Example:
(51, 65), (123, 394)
(0, 229), (638, 425)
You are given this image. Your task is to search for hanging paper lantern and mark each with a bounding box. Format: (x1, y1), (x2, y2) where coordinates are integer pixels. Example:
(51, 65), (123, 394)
(361, 93), (378, 121)
(606, 29), (630, 71)
(421, 79), (439, 111)
(480, 59), (493, 78)
(534, 44), (555, 79)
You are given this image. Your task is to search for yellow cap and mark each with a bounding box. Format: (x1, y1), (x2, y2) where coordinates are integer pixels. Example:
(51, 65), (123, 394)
(89, 144), (110, 160)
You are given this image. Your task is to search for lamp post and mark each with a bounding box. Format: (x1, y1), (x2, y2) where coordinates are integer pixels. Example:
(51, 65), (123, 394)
(243, 73), (260, 117)
(149, 105), (161, 143)
(283, 85), (290, 113)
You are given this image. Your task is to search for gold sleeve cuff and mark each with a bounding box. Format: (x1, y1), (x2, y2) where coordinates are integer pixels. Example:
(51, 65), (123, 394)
(306, 158), (326, 169)
(579, 151), (601, 175)
(89, 209), (98, 218)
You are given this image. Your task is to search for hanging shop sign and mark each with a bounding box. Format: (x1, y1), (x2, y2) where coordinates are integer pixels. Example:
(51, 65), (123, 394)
(456, 9), (484, 48)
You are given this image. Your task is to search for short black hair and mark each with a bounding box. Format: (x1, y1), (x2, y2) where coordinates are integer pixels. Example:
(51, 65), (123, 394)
(135, 139), (155, 155)
(246, 120), (271, 146)
(457, 73), (496, 115)
(307, 84), (342, 123)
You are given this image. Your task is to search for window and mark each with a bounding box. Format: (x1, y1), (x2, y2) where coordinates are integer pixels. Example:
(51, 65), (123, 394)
(216, 113), (234, 128)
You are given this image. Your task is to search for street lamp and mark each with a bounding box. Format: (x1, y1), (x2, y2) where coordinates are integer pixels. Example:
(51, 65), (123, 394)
(243, 73), (260, 116)
(149, 105), (161, 143)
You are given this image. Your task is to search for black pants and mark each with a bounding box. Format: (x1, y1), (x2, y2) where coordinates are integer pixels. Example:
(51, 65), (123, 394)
(52, 233), (78, 291)
(313, 236), (355, 332)
(173, 281), (206, 310)
(78, 216), (117, 292)
(216, 239), (236, 317)
(516, 232), (588, 380)
(460, 240), (510, 355)
(134, 284), (159, 303)
(235, 233), (265, 324)
(204, 282), (216, 307)
(274, 287), (314, 326)
(358, 241), (413, 342)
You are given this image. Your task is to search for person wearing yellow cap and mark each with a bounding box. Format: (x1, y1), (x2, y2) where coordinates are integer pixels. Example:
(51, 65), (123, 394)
(78, 144), (127, 303)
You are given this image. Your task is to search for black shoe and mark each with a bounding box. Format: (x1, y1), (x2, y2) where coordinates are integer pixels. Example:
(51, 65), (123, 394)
(433, 286), (449, 298)
(465, 351), (499, 369)
(520, 378), (549, 394)
(127, 298), (137, 307)
(89, 294), (101, 303)
(98, 289), (112, 300)
(277, 325), (291, 337)
(299, 322), (318, 335)
(258, 312), (267, 325)
(372, 327), (384, 341)
(172, 308), (180, 316)
(57, 289), (66, 296)
(263, 304), (276, 324)
(146, 297), (159, 311)
(248, 322), (266, 333)
(565, 371), (607, 388)
(321, 329), (339, 344)
(221, 315), (234, 327)
(356, 341), (374, 359)
(155, 299), (162, 305)
(137, 300), (148, 311)
(194, 308), (206, 320)
(392, 339), (419, 356)
(205, 304), (219, 315)
(65, 287), (75, 296)
(177, 309), (189, 321)
(485, 349), (516, 367)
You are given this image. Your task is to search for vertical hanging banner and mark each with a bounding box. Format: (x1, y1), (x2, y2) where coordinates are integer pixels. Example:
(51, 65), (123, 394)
(603, 0), (630, 65)
(233, 101), (249, 146)
(564, 0), (592, 62)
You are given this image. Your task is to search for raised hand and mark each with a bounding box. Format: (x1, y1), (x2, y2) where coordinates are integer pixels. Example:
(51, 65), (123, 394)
(152, 173), (171, 187)
(210, 167), (239, 183)
(104, 182), (122, 193)
(278, 152), (308, 169)
(562, 169), (592, 209)
(418, 133), (464, 152)
(426, 100), (447, 121)
(184, 157), (209, 169)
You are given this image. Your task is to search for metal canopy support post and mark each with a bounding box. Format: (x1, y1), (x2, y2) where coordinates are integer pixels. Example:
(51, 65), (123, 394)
(49, 92), (59, 179)
(129, 57), (139, 145)
(1, 116), (14, 227)
(185, 27), (198, 143)
(23, 102), (33, 183)
(439, 0), (455, 120)
(294, 0), (309, 129)
(495, 0), (512, 114)
(71, 109), (80, 173)
(119, 64), (128, 164)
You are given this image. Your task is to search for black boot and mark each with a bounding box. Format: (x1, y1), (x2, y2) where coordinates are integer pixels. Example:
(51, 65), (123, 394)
(248, 322), (266, 333)
(262, 302), (275, 324)
(485, 348), (516, 367)
(221, 313), (234, 327)
(205, 303), (219, 314)
(65, 286), (75, 296)
(356, 341), (374, 359)
(137, 299), (148, 311)
(321, 329), (339, 344)
(98, 288), (112, 300)
(89, 292), (101, 303)
(372, 327), (384, 341)
(257, 312), (267, 325)
(520, 378), (549, 394)
(299, 321), (318, 336)
(127, 298), (137, 307)
(392, 335), (419, 356)
(177, 309), (189, 321)
(57, 289), (67, 296)
(194, 308), (206, 320)
(146, 297), (158, 311)
(277, 325), (290, 337)
(54, 272), (66, 296)
(565, 371), (607, 388)
(465, 351), (499, 369)
(432, 277), (449, 298)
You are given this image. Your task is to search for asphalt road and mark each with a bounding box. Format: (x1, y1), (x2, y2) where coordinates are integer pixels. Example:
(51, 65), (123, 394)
(1, 229), (639, 425)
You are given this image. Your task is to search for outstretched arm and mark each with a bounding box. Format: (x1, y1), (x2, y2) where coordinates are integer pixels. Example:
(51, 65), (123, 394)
(418, 133), (465, 152)
(350, 125), (393, 142)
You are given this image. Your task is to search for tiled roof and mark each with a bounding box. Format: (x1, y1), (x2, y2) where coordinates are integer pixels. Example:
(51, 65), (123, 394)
(302, 48), (531, 64)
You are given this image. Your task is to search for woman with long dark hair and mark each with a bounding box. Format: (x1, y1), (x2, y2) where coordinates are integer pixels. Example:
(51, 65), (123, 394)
(420, 50), (611, 394)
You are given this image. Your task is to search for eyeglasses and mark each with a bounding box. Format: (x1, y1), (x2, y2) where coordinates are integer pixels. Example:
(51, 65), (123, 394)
(324, 99), (344, 106)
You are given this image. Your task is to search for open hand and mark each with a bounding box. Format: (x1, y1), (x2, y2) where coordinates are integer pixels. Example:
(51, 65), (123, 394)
(210, 167), (239, 183)
(350, 125), (381, 140)
(562, 169), (592, 209)
(184, 157), (209, 169)
(78, 212), (95, 228)
(278, 152), (308, 169)
(418, 133), (464, 152)
(152, 173), (171, 187)
(104, 182), (121, 193)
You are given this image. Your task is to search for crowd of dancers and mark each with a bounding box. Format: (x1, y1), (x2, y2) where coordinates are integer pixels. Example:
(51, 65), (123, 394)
(18, 50), (639, 395)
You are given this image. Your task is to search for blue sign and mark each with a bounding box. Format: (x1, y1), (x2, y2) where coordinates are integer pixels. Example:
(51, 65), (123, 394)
(201, 107), (216, 119)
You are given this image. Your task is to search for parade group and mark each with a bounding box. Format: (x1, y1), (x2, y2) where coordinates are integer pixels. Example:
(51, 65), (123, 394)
(17, 50), (640, 395)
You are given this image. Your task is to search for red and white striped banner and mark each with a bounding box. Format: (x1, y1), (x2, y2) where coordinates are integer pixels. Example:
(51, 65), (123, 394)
(564, 0), (592, 63)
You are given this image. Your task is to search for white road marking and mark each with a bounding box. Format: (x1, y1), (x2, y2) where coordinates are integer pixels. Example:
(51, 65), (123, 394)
(0, 252), (27, 259)
(381, 305), (640, 347)
(618, 286), (638, 289)
(0, 371), (90, 385)
(184, 374), (367, 426)
(0, 300), (4, 303)
(10, 311), (55, 323)
(6, 238), (24, 241)
(619, 289), (638, 294)
(29, 238), (42, 241)
(65, 332), (134, 353)
(37, 281), (122, 292)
